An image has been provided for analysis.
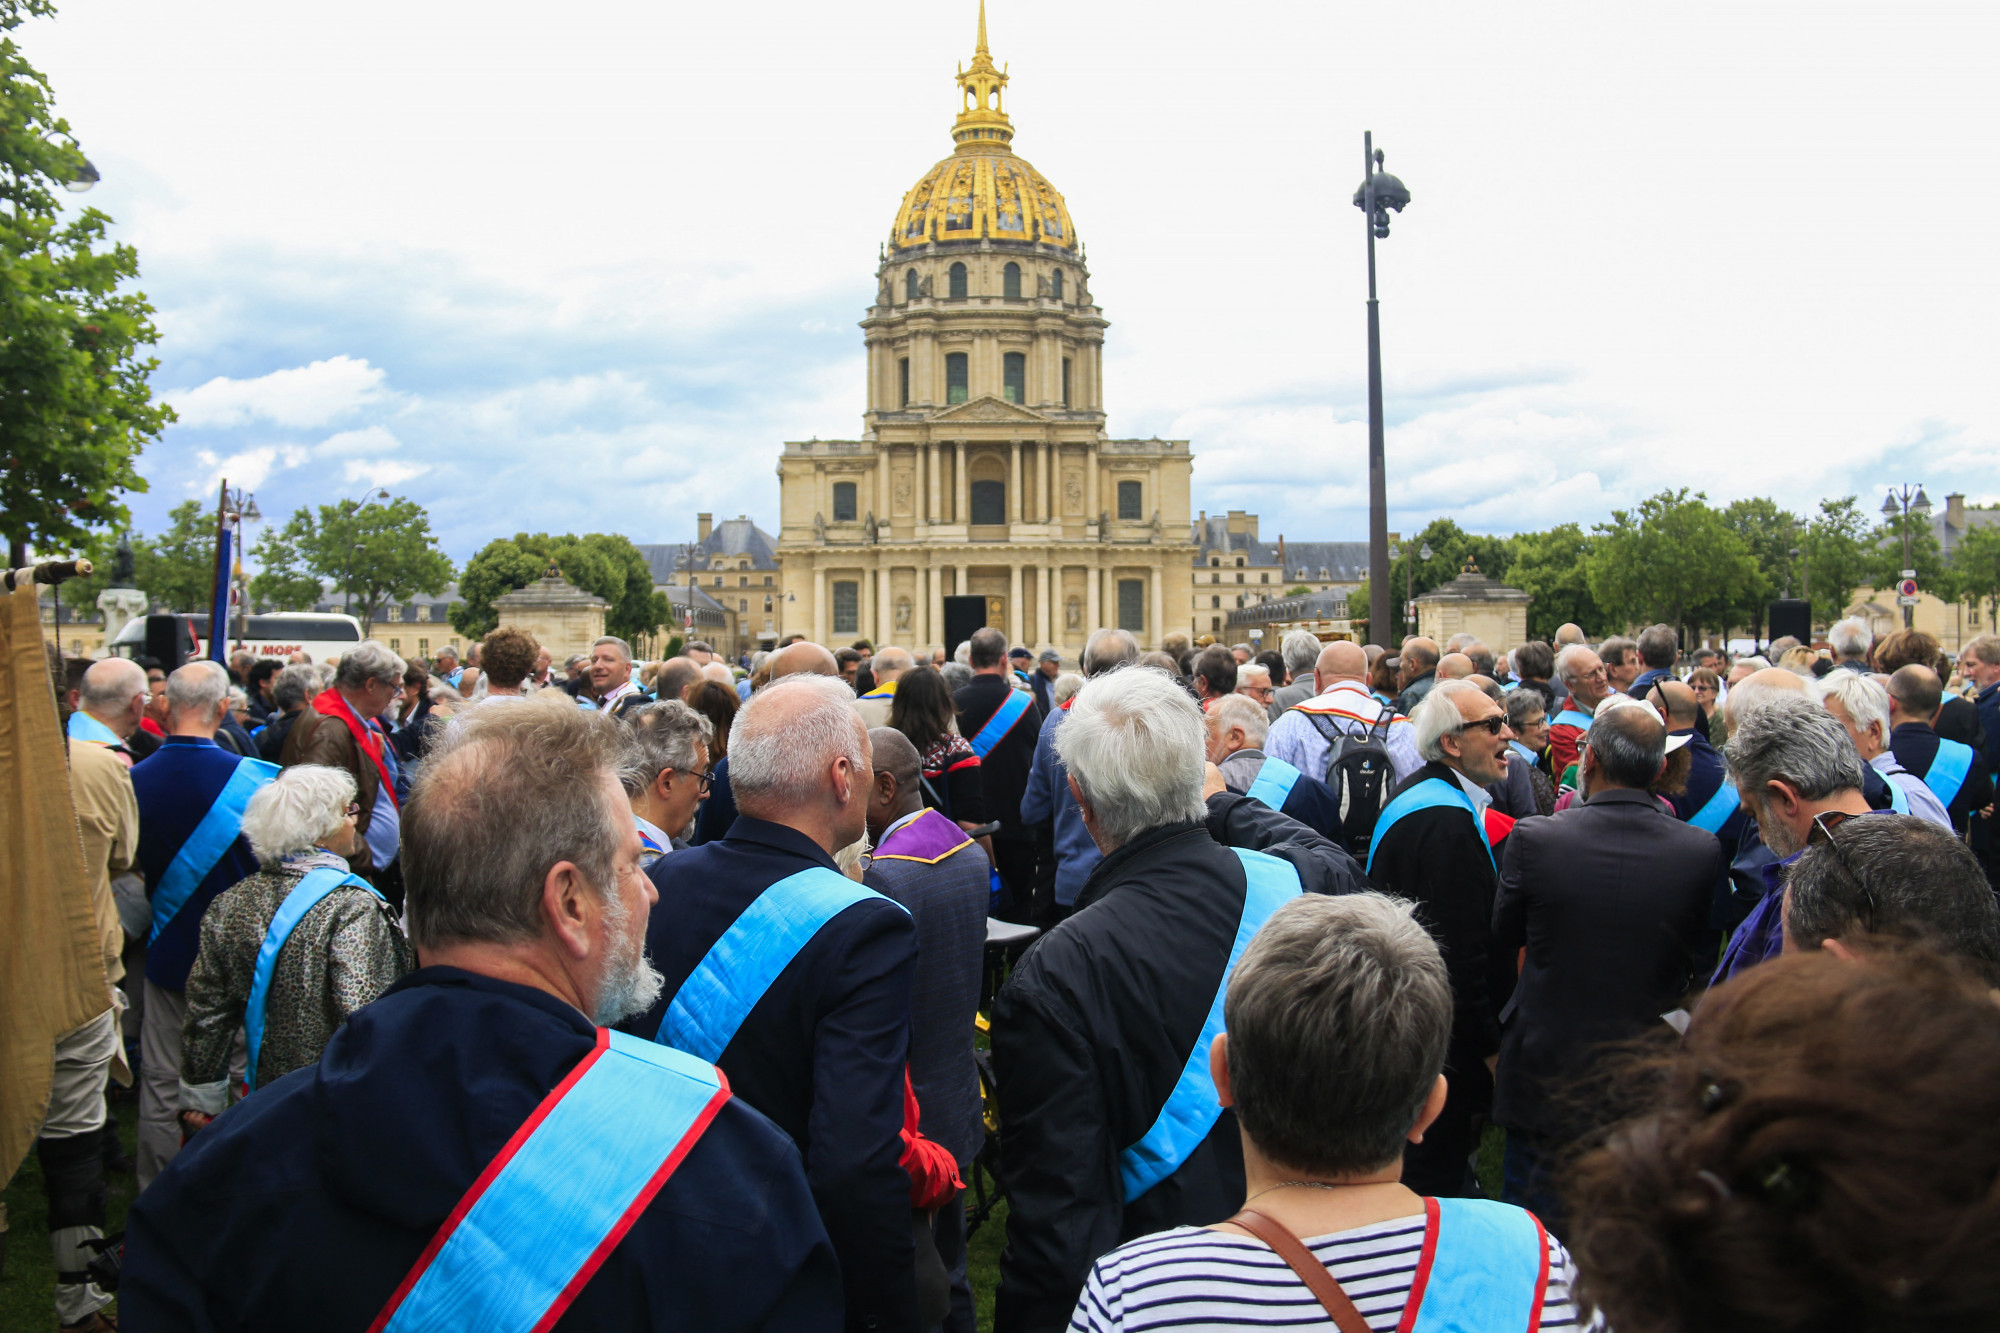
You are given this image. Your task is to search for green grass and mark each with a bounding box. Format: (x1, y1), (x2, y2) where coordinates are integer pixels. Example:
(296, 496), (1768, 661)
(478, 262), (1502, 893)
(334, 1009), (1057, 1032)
(2, 1094), (139, 1331)
(966, 1171), (1007, 1331)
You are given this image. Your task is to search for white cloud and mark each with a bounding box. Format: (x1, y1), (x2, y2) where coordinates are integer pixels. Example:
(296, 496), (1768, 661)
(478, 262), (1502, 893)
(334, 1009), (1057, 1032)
(317, 425), (402, 456)
(192, 444), (310, 493)
(169, 356), (390, 429)
(342, 459), (429, 489)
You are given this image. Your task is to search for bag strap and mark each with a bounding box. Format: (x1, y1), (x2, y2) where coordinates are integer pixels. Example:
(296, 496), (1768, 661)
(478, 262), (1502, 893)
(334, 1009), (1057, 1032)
(1226, 1209), (1373, 1333)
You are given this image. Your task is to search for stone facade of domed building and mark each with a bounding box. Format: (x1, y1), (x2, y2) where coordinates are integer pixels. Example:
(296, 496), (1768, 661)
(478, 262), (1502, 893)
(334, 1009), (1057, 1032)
(776, 4), (1196, 657)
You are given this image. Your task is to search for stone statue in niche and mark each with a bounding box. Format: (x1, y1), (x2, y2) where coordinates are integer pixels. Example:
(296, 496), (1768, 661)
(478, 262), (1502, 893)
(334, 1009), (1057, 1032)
(918, 273), (933, 298)
(1066, 596), (1082, 630)
(1098, 511), (1111, 542)
(1150, 509), (1163, 539)
(895, 597), (912, 632)
(1063, 471), (1083, 512)
(864, 511), (879, 544)
(893, 470), (912, 513)
(877, 272), (893, 305)
(813, 512), (827, 542)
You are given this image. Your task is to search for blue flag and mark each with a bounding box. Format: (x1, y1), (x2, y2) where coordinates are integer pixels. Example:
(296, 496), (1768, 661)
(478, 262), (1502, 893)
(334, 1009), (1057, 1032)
(209, 522), (232, 664)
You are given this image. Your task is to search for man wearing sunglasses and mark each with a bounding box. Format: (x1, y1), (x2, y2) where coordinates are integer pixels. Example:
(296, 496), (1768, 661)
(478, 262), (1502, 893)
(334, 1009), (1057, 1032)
(1364, 679), (1515, 1198)
(1713, 691), (1875, 983)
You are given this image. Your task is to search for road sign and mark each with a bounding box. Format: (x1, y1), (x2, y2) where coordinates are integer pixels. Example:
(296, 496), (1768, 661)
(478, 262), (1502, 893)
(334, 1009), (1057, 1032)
(1898, 595), (1921, 607)
(1897, 578), (1920, 598)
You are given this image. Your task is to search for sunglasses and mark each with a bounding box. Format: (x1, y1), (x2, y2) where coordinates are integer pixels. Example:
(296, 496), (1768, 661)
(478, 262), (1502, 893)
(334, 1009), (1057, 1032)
(1806, 810), (1878, 931)
(1455, 716), (1508, 737)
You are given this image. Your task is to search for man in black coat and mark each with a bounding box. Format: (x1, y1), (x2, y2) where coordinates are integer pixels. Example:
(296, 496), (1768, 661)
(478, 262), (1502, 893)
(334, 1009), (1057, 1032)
(1492, 702), (1723, 1236)
(1364, 678), (1515, 1198)
(954, 627), (1042, 920)
(991, 667), (1367, 1333)
(1887, 664), (1994, 838)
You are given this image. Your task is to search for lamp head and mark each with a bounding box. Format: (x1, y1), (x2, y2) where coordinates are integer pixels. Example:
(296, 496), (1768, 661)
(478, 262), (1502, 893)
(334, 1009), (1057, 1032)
(1913, 487), (1933, 516)
(1882, 491), (1901, 518)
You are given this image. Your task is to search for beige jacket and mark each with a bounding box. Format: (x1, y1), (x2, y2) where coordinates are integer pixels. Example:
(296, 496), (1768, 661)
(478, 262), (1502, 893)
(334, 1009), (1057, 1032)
(69, 738), (138, 985)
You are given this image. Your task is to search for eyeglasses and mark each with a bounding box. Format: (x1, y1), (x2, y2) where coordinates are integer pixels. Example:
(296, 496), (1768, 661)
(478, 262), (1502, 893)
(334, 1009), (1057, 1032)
(1805, 810), (1878, 932)
(673, 767), (715, 793)
(344, 802), (362, 818)
(1454, 715), (1508, 737)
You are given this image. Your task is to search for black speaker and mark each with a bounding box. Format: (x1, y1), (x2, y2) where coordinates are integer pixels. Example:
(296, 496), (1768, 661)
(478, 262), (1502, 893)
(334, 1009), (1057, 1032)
(1768, 599), (1811, 645)
(142, 614), (193, 671)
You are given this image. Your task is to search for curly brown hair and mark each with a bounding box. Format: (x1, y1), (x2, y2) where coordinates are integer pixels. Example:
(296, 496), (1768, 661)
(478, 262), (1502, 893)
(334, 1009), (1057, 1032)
(480, 626), (540, 690)
(1564, 947), (2000, 1332)
(1874, 627), (1945, 676)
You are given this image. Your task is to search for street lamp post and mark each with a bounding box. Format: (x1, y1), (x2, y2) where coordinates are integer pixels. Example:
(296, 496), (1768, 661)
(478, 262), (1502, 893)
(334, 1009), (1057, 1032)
(1387, 540), (1433, 640)
(1353, 132), (1410, 648)
(1881, 485), (1932, 629)
(342, 487), (392, 616)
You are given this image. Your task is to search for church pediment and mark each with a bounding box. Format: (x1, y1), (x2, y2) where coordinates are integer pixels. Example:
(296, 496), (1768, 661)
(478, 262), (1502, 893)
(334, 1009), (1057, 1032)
(927, 394), (1050, 424)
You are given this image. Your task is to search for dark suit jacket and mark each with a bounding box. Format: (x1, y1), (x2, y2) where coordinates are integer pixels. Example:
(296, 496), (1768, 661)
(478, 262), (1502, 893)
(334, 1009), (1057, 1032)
(954, 674), (1039, 838)
(1492, 787), (1722, 1138)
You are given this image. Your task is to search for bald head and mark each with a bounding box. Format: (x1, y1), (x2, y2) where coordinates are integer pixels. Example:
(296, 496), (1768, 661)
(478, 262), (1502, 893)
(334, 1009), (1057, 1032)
(1650, 678), (1700, 729)
(1401, 638), (1440, 671)
(1726, 666), (1809, 730)
(867, 726), (921, 785)
(1436, 653), (1474, 682)
(767, 641), (839, 681)
(1315, 641), (1369, 686)
(1887, 664), (1944, 725)
(872, 647), (914, 680)
(78, 658), (147, 738)
(1554, 623), (1587, 648)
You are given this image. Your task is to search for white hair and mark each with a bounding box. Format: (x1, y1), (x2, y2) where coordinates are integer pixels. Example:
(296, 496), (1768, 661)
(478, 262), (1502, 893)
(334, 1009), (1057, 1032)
(1554, 643), (1598, 686)
(1237, 663), (1272, 689)
(241, 764), (358, 865)
(1280, 629), (1321, 676)
(1051, 671), (1085, 706)
(78, 658), (145, 713)
(1816, 669), (1891, 746)
(1053, 666), (1207, 848)
(1412, 679), (1488, 762)
(1828, 617), (1873, 660)
(334, 640), (406, 690)
(729, 675), (867, 813)
(165, 660), (231, 719)
(1208, 692), (1270, 747)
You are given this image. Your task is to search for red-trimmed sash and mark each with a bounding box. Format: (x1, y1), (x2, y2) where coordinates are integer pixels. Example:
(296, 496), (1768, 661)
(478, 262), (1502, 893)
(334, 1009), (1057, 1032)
(313, 688), (397, 808)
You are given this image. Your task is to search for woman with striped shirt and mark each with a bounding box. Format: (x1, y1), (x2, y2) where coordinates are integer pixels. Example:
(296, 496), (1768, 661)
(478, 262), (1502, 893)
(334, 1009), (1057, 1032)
(1069, 893), (1591, 1332)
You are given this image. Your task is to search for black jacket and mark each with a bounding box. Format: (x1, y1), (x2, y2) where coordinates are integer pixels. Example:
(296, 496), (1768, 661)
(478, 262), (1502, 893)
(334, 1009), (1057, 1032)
(954, 675), (1039, 838)
(990, 793), (1365, 1332)
(1891, 721), (1994, 837)
(1492, 788), (1722, 1138)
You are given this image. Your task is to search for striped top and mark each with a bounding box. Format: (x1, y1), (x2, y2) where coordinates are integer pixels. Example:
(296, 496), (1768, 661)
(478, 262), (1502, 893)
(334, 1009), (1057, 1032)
(1067, 1215), (1595, 1332)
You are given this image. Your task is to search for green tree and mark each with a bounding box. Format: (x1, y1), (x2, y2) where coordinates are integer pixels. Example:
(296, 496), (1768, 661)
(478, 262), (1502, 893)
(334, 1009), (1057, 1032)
(1719, 496), (1793, 635)
(133, 500), (221, 612)
(1506, 523), (1601, 642)
(1866, 505), (1952, 606)
(251, 497), (453, 632)
(1586, 489), (1760, 642)
(1377, 519), (1513, 643)
(452, 532), (669, 643)
(246, 520), (326, 612)
(1951, 522), (2000, 632)
(0, 0), (174, 567)
(1798, 496), (1872, 628)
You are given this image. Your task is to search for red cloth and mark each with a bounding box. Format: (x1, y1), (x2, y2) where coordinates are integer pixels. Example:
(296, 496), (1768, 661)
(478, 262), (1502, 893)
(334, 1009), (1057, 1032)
(897, 1070), (963, 1210)
(1482, 807), (1517, 849)
(310, 687), (397, 808)
(139, 717), (164, 737)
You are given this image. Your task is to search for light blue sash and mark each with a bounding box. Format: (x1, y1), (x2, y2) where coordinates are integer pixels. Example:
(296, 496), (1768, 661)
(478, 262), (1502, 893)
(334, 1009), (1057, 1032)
(377, 1031), (726, 1333)
(968, 687), (1034, 758)
(1119, 848), (1302, 1204)
(1688, 781), (1740, 833)
(1925, 738), (1974, 808)
(1506, 740), (1540, 767)
(243, 867), (383, 1091)
(1244, 757), (1302, 812)
(656, 866), (899, 1062)
(149, 756), (281, 942)
(1552, 708), (1593, 731)
(1885, 775), (1911, 815)
(66, 711), (124, 747)
(1367, 777), (1493, 875)
(1410, 1198), (1549, 1333)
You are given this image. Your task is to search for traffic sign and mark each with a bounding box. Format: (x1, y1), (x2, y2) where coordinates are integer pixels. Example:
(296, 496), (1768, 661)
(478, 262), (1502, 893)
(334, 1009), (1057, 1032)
(1897, 578), (1920, 598)
(1898, 595), (1921, 607)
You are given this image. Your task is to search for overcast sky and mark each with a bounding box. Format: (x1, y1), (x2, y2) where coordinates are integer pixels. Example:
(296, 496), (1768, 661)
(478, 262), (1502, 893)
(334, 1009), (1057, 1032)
(29, 0), (2000, 561)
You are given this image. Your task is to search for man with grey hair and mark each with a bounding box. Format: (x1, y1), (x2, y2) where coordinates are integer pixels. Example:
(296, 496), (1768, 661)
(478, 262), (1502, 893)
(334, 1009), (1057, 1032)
(993, 667), (1364, 1328)
(1816, 670), (1951, 828)
(1782, 812), (2000, 981)
(1021, 627), (1142, 914)
(628, 675), (922, 1332)
(1828, 616), (1873, 673)
(256, 662), (320, 760)
(130, 660), (282, 1188)
(1713, 690), (1874, 982)
(126, 695), (842, 1329)
(621, 700), (715, 865)
(587, 635), (647, 718)
(282, 639), (407, 887)
(1267, 629), (1322, 718)
(1204, 693), (1344, 844)
(1366, 679), (1516, 1197)
(1548, 643), (1613, 774)
(1492, 701), (1723, 1231)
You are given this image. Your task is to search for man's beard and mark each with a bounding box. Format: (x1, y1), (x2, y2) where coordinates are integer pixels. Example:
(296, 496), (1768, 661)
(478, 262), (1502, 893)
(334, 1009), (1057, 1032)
(591, 884), (665, 1025)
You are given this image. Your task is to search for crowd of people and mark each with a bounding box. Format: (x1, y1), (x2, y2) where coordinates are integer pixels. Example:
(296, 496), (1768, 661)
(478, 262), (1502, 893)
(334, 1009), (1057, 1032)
(19, 607), (2000, 1331)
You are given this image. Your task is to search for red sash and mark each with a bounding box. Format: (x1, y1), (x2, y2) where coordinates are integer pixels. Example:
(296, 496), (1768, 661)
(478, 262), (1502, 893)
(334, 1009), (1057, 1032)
(313, 688), (397, 808)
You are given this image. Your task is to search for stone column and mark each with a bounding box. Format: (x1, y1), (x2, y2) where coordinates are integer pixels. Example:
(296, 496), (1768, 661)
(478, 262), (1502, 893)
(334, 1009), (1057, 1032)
(1085, 444), (1099, 521)
(1151, 566), (1165, 650)
(1008, 563), (1023, 645)
(925, 443), (940, 525)
(956, 443), (970, 524)
(876, 452), (890, 527)
(1086, 558), (1100, 632)
(1038, 564), (1053, 647)
(813, 564), (828, 645)
(1009, 441), (1022, 525)
(877, 565), (892, 645)
(1034, 443), (1048, 524)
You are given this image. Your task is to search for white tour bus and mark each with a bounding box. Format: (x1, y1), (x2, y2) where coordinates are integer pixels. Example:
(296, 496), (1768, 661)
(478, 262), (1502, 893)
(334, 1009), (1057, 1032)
(108, 612), (366, 664)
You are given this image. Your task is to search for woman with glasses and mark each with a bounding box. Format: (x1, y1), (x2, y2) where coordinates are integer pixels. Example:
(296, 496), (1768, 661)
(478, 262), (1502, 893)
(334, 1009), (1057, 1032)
(1504, 689), (1558, 815)
(178, 765), (411, 1131)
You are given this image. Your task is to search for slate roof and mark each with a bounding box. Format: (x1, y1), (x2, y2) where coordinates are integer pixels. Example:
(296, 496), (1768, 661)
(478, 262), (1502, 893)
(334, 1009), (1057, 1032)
(637, 518), (780, 586)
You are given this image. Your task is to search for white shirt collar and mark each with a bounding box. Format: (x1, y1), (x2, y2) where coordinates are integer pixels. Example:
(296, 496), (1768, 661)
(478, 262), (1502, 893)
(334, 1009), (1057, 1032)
(598, 678), (641, 710)
(1451, 766), (1494, 811)
(634, 812), (674, 854)
(881, 808), (927, 842)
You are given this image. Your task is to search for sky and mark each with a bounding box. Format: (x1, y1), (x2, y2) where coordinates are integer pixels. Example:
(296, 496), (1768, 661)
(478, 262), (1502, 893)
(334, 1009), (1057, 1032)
(26, 0), (2000, 565)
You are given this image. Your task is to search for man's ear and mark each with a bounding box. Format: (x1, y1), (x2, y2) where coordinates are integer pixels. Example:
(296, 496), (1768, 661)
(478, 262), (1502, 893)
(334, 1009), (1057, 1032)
(651, 768), (676, 802)
(541, 861), (595, 960)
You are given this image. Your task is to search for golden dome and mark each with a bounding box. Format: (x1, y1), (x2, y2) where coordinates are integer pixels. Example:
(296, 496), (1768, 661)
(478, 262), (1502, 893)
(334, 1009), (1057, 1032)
(888, 2), (1078, 253)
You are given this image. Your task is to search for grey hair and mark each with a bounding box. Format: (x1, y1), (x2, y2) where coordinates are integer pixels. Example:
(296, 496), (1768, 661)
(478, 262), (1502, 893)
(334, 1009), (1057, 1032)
(1504, 687), (1547, 727)
(620, 700), (713, 796)
(403, 692), (630, 949)
(1280, 629), (1321, 676)
(165, 660), (231, 719)
(334, 640), (406, 691)
(941, 661), (974, 690)
(1412, 679), (1486, 762)
(434, 643), (460, 661)
(1727, 691), (1864, 804)
(1051, 671), (1084, 706)
(1815, 670), (1891, 746)
(1237, 663), (1272, 689)
(1828, 617), (1873, 660)
(271, 663), (321, 712)
(729, 675), (867, 814)
(1785, 814), (2000, 982)
(593, 635), (633, 662)
(1081, 627), (1141, 677)
(967, 626), (1008, 669)
(1053, 666), (1207, 849)
(1225, 893), (1452, 1176)
(78, 658), (145, 714)
(1585, 699), (1667, 788)
(1207, 692), (1270, 747)
(1555, 643), (1598, 686)
(241, 764), (357, 865)
(1965, 634), (2000, 669)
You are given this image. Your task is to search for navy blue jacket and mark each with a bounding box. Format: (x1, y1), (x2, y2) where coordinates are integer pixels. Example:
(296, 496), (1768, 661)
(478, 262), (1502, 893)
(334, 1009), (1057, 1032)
(131, 736), (265, 991)
(1891, 721), (1994, 835)
(122, 969), (840, 1332)
(1020, 703), (1100, 908)
(1221, 750), (1345, 846)
(693, 754), (739, 844)
(955, 674), (1039, 838)
(1979, 683), (2000, 779)
(1669, 727), (1728, 821)
(624, 817), (921, 1333)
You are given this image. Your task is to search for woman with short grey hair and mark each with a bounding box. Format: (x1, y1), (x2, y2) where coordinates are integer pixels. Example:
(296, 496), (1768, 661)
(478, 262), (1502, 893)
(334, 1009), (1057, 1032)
(179, 765), (411, 1128)
(1069, 893), (1588, 1332)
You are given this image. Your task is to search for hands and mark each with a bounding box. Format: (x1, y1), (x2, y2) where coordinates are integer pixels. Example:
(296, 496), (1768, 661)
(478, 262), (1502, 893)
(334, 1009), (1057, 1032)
(1202, 762), (1227, 801)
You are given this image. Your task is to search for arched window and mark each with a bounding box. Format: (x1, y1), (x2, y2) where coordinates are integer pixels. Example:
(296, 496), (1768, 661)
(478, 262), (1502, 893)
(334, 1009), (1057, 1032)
(1236, 556), (1245, 567)
(945, 352), (968, 404)
(1003, 262), (1022, 299)
(1003, 352), (1026, 403)
(1051, 268), (1064, 301)
(905, 268), (919, 301)
(948, 262), (967, 299)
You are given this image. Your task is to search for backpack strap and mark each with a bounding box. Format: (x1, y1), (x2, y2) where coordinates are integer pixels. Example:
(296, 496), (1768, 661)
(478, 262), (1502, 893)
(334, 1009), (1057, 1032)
(1225, 1209), (1372, 1333)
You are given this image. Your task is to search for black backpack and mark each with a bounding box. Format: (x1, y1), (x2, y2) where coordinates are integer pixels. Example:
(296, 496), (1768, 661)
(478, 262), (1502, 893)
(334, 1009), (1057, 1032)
(1306, 711), (1396, 857)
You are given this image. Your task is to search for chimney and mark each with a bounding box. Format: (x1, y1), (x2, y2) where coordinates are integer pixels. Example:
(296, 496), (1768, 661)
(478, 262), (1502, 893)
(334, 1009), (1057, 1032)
(697, 513), (713, 543)
(1947, 493), (1966, 531)
(1226, 510), (1248, 537)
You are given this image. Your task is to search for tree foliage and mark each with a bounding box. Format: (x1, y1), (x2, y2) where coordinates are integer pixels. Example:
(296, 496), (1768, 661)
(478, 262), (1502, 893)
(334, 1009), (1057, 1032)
(1378, 519), (1513, 642)
(0, 0), (174, 564)
(1587, 489), (1760, 639)
(250, 497), (453, 632)
(1950, 521), (2000, 629)
(1506, 523), (1601, 642)
(1798, 496), (1872, 628)
(1866, 507), (1951, 604)
(451, 532), (669, 642)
